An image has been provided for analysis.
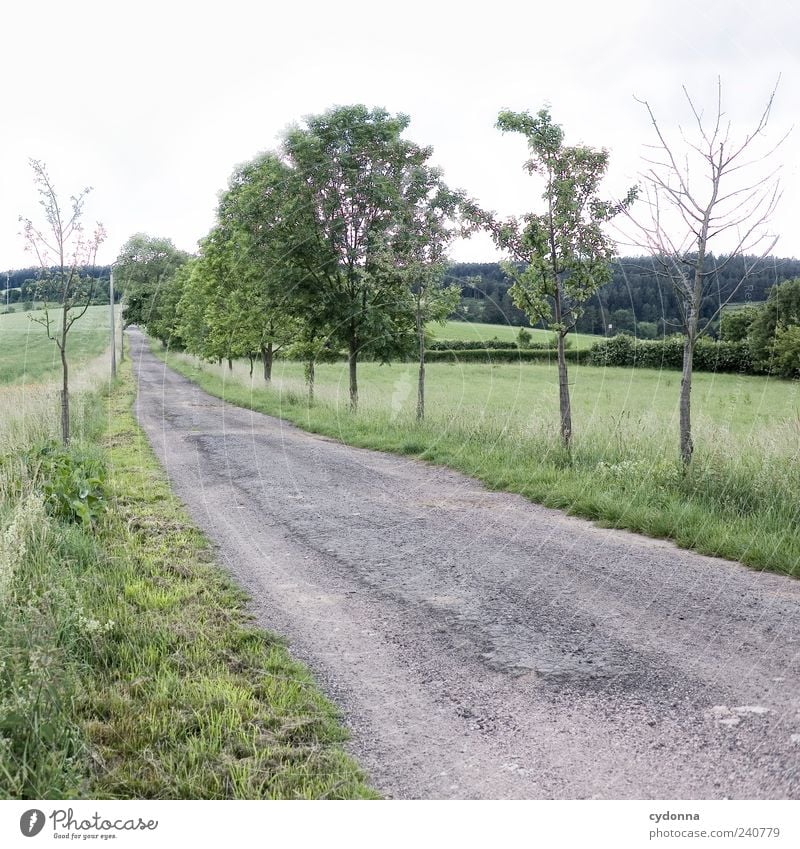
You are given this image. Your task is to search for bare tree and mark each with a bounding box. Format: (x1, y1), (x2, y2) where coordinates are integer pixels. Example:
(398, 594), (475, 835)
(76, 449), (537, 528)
(624, 78), (785, 466)
(20, 160), (106, 444)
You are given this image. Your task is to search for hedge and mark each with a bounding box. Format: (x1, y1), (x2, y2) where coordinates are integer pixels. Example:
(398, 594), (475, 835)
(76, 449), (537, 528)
(424, 348), (587, 364)
(427, 338), (555, 351)
(588, 335), (753, 373)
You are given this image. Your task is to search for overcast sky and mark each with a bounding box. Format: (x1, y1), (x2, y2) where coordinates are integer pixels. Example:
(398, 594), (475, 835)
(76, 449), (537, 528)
(1, 0), (798, 269)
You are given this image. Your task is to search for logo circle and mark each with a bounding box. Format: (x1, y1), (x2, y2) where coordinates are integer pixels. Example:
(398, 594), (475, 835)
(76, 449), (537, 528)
(20, 810), (46, 837)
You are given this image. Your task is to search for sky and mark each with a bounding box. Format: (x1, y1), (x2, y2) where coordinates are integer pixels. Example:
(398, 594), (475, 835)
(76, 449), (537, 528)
(1, 0), (798, 270)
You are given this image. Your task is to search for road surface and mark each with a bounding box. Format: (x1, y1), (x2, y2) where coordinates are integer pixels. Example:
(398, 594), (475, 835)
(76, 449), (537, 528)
(130, 329), (800, 799)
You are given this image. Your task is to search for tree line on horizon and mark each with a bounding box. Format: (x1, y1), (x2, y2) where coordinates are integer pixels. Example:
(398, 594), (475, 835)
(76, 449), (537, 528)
(447, 255), (800, 336)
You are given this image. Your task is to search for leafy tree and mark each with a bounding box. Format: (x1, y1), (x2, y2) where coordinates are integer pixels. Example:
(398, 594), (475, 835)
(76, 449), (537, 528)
(387, 167), (462, 421)
(627, 79), (784, 465)
(20, 160), (106, 444)
(409, 267), (460, 422)
(749, 278), (800, 375)
(212, 154), (308, 382)
(116, 234), (190, 334)
(771, 325), (800, 378)
(175, 258), (212, 356)
(467, 108), (634, 448)
(719, 306), (760, 342)
(281, 105), (436, 410)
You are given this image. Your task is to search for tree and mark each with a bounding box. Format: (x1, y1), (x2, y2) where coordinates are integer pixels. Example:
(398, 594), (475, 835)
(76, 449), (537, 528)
(388, 174), (461, 422)
(212, 154), (307, 382)
(281, 105), (434, 410)
(467, 108), (634, 449)
(20, 160), (105, 444)
(626, 79), (784, 465)
(116, 234), (190, 336)
(748, 278), (800, 375)
(719, 306), (759, 342)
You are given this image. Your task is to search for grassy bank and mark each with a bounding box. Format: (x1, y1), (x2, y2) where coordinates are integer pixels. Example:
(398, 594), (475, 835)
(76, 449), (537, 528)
(156, 345), (800, 578)
(0, 361), (375, 799)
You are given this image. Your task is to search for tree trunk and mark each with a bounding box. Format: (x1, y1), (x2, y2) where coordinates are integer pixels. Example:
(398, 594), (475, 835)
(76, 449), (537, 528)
(119, 325), (125, 363)
(416, 306), (425, 423)
(60, 307), (69, 445)
(348, 336), (358, 411)
(553, 285), (572, 449)
(306, 359), (315, 403)
(227, 357), (233, 371)
(679, 252), (704, 467)
(556, 331), (572, 449)
(680, 335), (694, 467)
(261, 343), (273, 383)
(248, 355), (254, 377)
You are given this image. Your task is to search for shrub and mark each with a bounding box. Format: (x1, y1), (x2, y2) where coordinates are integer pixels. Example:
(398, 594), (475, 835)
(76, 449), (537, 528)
(27, 442), (108, 527)
(517, 328), (532, 348)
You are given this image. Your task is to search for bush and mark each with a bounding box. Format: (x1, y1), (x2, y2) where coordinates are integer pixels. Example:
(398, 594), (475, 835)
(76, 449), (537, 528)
(772, 325), (800, 378)
(636, 321), (659, 340)
(720, 307), (759, 342)
(27, 442), (108, 527)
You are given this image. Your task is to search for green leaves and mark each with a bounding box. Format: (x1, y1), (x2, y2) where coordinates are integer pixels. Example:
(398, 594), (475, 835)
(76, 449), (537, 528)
(486, 107), (633, 333)
(27, 442), (108, 527)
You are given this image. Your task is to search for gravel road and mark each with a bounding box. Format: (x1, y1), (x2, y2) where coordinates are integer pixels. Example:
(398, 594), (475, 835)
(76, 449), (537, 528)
(129, 330), (800, 799)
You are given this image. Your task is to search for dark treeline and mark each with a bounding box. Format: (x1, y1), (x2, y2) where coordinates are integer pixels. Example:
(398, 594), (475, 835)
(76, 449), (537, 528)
(1, 265), (115, 305)
(447, 255), (800, 336)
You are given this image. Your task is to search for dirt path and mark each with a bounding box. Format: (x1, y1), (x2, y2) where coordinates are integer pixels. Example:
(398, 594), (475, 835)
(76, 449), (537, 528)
(130, 330), (800, 799)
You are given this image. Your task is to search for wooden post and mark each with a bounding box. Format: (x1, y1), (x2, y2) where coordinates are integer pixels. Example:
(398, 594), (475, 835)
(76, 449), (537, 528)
(110, 269), (117, 378)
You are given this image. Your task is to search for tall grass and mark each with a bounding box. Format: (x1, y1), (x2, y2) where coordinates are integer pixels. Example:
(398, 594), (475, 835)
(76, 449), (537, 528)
(0, 362), (108, 797)
(160, 349), (800, 577)
(0, 357), (374, 799)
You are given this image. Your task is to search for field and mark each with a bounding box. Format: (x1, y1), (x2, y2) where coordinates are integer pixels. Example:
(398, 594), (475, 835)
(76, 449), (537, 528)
(159, 346), (800, 576)
(0, 306), (110, 385)
(429, 319), (600, 350)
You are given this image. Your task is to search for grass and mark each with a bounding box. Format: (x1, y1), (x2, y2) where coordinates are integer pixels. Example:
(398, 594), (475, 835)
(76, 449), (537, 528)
(0, 358), (375, 799)
(0, 306), (110, 386)
(429, 319), (600, 350)
(157, 343), (800, 578)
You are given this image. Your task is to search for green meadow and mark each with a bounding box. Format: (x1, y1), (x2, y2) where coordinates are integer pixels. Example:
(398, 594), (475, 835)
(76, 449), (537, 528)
(0, 306), (110, 385)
